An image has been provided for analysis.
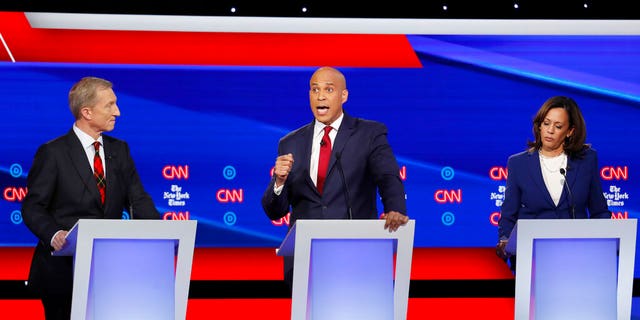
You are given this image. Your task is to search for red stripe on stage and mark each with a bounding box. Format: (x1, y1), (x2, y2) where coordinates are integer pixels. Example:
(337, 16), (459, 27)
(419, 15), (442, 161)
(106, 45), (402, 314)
(0, 247), (34, 280)
(0, 12), (422, 67)
(190, 248), (284, 280)
(408, 298), (515, 319)
(0, 247), (514, 319)
(0, 247), (513, 281)
(411, 248), (515, 280)
(0, 298), (516, 319)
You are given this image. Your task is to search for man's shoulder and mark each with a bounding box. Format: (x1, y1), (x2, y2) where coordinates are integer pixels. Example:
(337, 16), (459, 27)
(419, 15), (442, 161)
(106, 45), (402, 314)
(354, 118), (386, 129)
(38, 131), (74, 151)
(102, 134), (126, 145)
(346, 117), (388, 136)
(280, 122), (312, 142)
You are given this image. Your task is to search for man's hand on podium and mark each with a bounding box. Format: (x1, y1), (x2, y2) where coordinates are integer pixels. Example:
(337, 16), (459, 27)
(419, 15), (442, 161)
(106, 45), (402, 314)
(496, 240), (509, 260)
(381, 211), (409, 232)
(51, 230), (68, 251)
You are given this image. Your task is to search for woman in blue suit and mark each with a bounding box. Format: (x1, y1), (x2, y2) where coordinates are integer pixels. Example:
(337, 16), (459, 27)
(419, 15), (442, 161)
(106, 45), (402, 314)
(496, 96), (611, 268)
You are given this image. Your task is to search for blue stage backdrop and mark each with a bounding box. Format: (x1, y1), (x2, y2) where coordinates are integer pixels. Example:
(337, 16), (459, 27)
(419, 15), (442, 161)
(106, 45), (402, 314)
(1, 19), (638, 271)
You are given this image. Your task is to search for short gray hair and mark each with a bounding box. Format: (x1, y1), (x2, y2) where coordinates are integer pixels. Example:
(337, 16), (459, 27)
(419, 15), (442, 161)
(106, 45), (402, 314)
(68, 77), (113, 119)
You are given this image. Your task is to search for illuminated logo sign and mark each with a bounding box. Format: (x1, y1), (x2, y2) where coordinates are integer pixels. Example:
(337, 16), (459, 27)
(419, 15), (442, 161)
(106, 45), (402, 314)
(271, 212), (291, 226)
(164, 185), (189, 206)
(9, 163), (23, 178)
(10, 210), (22, 224)
(603, 185), (628, 207)
(163, 211), (190, 220)
(216, 189), (244, 203)
(3, 187), (28, 202)
(223, 212), (237, 225)
(600, 166), (628, 180)
(399, 166), (407, 181)
(223, 166), (236, 180)
(490, 185), (506, 207)
(489, 166), (508, 181)
(434, 189), (462, 203)
(489, 212), (500, 226)
(441, 167), (454, 181)
(162, 165), (190, 180)
(441, 211), (455, 226)
(611, 211), (628, 219)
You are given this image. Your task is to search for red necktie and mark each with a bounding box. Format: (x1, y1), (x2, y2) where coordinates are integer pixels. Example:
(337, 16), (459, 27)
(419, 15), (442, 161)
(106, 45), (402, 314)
(93, 141), (106, 205)
(317, 126), (332, 195)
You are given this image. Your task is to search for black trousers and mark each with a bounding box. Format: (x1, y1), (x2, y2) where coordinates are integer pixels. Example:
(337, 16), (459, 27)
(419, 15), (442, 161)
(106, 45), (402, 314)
(41, 294), (72, 320)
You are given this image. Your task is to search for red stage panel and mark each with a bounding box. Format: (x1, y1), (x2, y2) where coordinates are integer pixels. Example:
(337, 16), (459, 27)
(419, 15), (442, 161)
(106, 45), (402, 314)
(410, 247), (515, 280)
(0, 300), (43, 319)
(0, 12), (422, 67)
(408, 298), (515, 319)
(0, 298), (515, 319)
(187, 299), (292, 319)
(0, 247), (513, 281)
(0, 247), (515, 319)
(0, 247), (33, 280)
(191, 248), (284, 280)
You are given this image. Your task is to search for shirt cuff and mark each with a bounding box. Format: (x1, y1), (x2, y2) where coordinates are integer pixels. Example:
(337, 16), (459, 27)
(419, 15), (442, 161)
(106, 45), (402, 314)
(273, 183), (284, 196)
(50, 230), (64, 247)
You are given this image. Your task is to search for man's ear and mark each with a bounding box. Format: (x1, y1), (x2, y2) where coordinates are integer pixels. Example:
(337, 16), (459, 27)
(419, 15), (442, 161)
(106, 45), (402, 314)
(80, 106), (92, 120)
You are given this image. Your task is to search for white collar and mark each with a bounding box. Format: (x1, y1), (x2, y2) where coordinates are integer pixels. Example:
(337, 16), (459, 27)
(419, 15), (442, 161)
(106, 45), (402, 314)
(73, 124), (103, 148)
(314, 112), (344, 136)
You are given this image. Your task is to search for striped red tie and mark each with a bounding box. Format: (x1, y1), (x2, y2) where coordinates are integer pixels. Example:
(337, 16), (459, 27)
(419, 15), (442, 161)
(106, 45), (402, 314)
(93, 141), (106, 205)
(316, 126), (332, 195)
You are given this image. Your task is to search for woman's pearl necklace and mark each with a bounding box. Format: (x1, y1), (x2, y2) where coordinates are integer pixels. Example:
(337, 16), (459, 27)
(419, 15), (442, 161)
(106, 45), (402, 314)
(539, 151), (567, 173)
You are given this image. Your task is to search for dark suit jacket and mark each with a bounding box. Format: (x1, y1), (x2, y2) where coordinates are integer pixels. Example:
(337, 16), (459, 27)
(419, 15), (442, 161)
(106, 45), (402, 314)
(22, 129), (160, 297)
(261, 113), (406, 285)
(262, 113), (406, 225)
(498, 148), (611, 240)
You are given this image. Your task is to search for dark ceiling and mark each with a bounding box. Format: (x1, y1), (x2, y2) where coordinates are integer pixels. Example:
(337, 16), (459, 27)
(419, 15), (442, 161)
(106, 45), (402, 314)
(0, 0), (637, 19)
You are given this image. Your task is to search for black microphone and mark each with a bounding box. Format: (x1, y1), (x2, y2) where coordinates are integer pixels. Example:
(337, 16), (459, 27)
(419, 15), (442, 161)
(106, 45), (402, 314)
(320, 140), (326, 147)
(334, 152), (352, 220)
(559, 168), (575, 219)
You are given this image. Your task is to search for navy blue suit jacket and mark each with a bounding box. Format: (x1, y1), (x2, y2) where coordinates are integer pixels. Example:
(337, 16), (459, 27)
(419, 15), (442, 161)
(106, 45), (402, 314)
(498, 148), (611, 240)
(262, 113), (406, 227)
(22, 129), (160, 297)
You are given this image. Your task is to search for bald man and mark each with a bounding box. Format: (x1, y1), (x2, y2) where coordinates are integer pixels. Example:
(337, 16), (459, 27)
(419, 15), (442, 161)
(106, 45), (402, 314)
(262, 67), (408, 287)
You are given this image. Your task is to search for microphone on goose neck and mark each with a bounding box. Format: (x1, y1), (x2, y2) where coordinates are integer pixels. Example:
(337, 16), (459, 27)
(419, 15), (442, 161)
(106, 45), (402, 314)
(559, 167), (575, 219)
(334, 152), (352, 220)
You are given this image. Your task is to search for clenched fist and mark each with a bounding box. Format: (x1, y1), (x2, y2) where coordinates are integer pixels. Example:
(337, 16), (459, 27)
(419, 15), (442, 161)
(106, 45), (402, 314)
(274, 153), (294, 187)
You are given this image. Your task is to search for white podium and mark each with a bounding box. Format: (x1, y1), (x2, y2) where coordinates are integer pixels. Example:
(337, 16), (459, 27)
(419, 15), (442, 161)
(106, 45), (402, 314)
(512, 219), (637, 320)
(55, 219), (197, 320)
(277, 219), (415, 320)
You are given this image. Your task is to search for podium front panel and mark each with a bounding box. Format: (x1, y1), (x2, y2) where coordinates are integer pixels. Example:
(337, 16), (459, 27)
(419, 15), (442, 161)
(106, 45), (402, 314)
(514, 219), (636, 320)
(532, 238), (618, 320)
(89, 239), (176, 320)
(287, 220), (415, 320)
(309, 239), (394, 320)
(69, 220), (197, 320)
